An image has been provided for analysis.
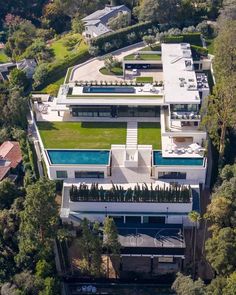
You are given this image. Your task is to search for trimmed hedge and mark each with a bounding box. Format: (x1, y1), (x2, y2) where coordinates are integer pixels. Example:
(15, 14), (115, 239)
(163, 35), (184, 43)
(191, 45), (208, 56)
(90, 21), (159, 55)
(37, 48), (90, 90)
(183, 33), (202, 46)
(163, 33), (202, 46)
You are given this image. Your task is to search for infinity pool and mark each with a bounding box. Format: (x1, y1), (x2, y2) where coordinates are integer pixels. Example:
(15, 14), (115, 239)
(83, 86), (135, 94)
(153, 151), (204, 166)
(47, 150), (110, 165)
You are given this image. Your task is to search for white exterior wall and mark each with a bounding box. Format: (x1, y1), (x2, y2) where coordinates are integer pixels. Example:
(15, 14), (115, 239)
(47, 164), (109, 180)
(154, 163), (207, 184)
(68, 200), (192, 213)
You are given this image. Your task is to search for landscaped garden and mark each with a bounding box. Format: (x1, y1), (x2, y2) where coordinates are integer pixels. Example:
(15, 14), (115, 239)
(124, 53), (161, 60)
(37, 122), (127, 149)
(136, 77), (153, 83)
(99, 66), (123, 76)
(138, 122), (161, 149)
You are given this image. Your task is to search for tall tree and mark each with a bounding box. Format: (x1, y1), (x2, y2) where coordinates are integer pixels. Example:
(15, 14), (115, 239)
(213, 20), (236, 81)
(188, 211), (201, 278)
(17, 178), (58, 268)
(205, 227), (236, 275)
(103, 217), (120, 254)
(202, 77), (236, 158)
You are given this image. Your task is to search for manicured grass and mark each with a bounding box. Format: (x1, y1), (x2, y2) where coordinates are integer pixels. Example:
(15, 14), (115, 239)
(124, 53), (161, 61)
(38, 122), (127, 149)
(99, 66), (123, 76)
(0, 50), (9, 63)
(138, 122), (161, 149)
(136, 77), (153, 83)
(50, 34), (88, 62)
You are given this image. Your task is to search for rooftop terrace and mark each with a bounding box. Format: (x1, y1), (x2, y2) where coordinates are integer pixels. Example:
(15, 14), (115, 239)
(161, 43), (200, 104)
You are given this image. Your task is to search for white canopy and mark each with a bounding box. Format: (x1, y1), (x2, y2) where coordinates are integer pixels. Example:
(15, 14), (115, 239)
(189, 143), (201, 150)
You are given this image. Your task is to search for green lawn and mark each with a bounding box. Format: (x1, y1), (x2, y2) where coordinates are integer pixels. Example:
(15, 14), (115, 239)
(0, 50), (9, 63)
(38, 122), (127, 149)
(50, 34), (88, 62)
(99, 66), (123, 76)
(138, 122), (161, 149)
(124, 53), (161, 61)
(136, 77), (153, 83)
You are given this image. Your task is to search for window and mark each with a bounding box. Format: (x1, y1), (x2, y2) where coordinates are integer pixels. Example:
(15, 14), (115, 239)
(56, 171), (68, 179)
(158, 172), (186, 179)
(74, 171), (104, 178)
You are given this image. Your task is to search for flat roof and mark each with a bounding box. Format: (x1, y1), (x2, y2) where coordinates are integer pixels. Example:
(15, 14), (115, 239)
(161, 43), (200, 104)
(117, 223), (185, 255)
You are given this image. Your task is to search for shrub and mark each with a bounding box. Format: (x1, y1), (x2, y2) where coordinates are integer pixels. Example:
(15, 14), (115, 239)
(163, 35), (184, 43)
(191, 45), (208, 57)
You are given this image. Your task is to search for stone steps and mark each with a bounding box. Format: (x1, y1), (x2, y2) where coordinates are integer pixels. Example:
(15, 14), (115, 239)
(126, 121), (138, 146)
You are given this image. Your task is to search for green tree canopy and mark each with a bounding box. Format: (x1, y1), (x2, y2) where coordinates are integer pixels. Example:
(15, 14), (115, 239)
(103, 217), (120, 254)
(9, 68), (29, 90)
(17, 178), (58, 268)
(171, 272), (206, 295)
(0, 178), (21, 210)
(206, 227), (236, 275)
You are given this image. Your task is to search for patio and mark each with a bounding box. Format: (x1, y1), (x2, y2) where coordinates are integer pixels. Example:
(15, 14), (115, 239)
(162, 136), (205, 158)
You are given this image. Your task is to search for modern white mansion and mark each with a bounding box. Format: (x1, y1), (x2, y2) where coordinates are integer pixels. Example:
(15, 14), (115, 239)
(33, 42), (211, 272)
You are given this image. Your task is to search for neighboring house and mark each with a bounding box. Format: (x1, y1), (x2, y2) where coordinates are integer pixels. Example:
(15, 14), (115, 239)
(16, 59), (37, 79)
(82, 5), (131, 39)
(0, 141), (23, 181)
(0, 58), (37, 81)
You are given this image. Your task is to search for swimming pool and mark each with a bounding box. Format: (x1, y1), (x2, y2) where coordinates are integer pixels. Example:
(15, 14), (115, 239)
(153, 151), (204, 166)
(47, 150), (110, 165)
(83, 86), (135, 94)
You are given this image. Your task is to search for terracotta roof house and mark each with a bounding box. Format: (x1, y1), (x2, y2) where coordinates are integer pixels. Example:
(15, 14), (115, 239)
(82, 5), (131, 40)
(0, 141), (23, 181)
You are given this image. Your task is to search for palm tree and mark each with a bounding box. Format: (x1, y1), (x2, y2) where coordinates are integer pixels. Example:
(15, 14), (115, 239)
(188, 211), (201, 278)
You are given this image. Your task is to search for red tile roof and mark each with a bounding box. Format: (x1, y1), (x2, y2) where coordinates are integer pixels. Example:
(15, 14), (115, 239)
(0, 141), (22, 181)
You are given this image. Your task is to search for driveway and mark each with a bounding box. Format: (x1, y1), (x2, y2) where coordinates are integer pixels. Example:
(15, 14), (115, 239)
(70, 42), (145, 82)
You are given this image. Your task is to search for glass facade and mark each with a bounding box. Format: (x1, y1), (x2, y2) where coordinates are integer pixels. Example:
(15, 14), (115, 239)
(56, 171), (68, 179)
(71, 106), (160, 118)
(74, 171), (104, 178)
(171, 104), (199, 112)
(158, 172), (187, 179)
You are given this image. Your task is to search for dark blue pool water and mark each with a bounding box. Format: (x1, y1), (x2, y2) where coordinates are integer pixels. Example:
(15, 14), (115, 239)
(47, 150), (110, 165)
(153, 151), (204, 166)
(83, 86), (135, 94)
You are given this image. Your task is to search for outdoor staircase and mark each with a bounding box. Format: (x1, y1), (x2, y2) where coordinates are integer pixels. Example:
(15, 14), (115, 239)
(126, 121), (138, 147)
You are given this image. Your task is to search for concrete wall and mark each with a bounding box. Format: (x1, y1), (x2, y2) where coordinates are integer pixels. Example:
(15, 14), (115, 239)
(154, 162), (207, 184)
(68, 199), (192, 213)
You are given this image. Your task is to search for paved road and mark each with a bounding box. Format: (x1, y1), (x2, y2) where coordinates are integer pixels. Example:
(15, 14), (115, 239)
(70, 42), (145, 82)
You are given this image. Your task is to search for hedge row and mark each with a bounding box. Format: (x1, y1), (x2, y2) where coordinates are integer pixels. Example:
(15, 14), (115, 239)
(37, 48), (90, 90)
(163, 33), (202, 46)
(182, 33), (202, 46)
(191, 45), (208, 56)
(90, 21), (158, 55)
(163, 35), (184, 43)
